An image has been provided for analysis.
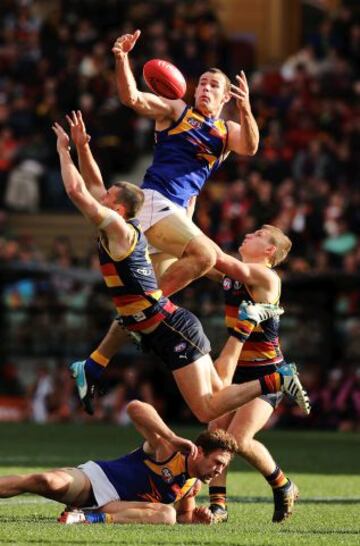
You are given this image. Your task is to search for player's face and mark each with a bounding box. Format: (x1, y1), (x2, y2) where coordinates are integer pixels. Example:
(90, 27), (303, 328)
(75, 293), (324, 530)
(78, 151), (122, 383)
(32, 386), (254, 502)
(239, 228), (275, 261)
(195, 449), (231, 483)
(195, 72), (229, 116)
(101, 187), (122, 212)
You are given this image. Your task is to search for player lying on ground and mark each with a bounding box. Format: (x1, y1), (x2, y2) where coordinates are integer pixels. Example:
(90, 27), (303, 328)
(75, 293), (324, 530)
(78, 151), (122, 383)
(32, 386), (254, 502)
(52, 123), (309, 424)
(207, 225), (305, 524)
(0, 400), (237, 525)
(112, 29), (259, 295)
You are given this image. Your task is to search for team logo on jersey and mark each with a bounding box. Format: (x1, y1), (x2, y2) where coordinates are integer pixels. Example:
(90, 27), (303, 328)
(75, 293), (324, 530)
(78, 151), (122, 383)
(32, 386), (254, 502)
(223, 278), (232, 290)
(133, 311), (146, 322)
(136, 268), (152, 276)
(161, 467), (174, 483)
(174, 342), (187, 353)
(188, 117), (203, 130)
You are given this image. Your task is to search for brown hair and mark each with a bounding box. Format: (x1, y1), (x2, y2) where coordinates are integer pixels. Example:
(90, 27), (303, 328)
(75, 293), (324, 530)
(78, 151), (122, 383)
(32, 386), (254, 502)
(201, 68), (231, 94)
(112, 181), (144, 219)
(195, 430), (238, 457)
(262, 224), (292, 267)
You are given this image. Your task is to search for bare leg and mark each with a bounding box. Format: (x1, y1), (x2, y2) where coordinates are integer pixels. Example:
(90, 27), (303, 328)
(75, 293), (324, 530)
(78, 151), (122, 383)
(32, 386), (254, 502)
(172, 355), (263, 423)
(96, 320), (131, 360)
(215, 337), (244, 385)
(209, 398), (275, 491)
(151, 252), (178, 282)
(158, 235), (217, 296)
(0, 468), (91, 506)
(100, 500), (176, 524)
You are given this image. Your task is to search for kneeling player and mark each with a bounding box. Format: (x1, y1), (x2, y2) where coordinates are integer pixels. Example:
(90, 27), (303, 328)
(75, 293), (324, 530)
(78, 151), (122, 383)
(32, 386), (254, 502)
(0, 401), (237, 525)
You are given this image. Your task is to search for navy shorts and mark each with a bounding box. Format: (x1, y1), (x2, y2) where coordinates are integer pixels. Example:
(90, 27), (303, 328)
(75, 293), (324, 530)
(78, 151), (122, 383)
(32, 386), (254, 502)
(142, 307), (211, 371)
(233, 364), (284, 409)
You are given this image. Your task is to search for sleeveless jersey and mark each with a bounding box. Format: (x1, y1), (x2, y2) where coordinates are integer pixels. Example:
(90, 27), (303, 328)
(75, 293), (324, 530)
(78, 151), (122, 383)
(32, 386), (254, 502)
(96, 446), (197, 504)
(223, 275), (283, 367)
(98, 218), (176, 331)
(142, 106), (229, 207)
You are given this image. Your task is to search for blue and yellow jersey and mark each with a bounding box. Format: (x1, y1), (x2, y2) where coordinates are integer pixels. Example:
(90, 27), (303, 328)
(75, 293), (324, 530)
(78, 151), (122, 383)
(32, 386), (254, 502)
(96, 446), (198, 504)
(98, 218), (176, 331)
(223, 275), (284, 367)
(142, 106), (229, 207)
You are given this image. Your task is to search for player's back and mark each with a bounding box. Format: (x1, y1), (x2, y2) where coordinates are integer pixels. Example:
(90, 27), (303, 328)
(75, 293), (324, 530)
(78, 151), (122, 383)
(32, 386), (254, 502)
(95, 446), (197, 503)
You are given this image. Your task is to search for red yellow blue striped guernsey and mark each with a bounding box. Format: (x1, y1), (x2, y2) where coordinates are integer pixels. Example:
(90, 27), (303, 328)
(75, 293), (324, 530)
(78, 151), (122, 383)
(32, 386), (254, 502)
(223, 275), (283, 367)
(98, 218), (176, 331)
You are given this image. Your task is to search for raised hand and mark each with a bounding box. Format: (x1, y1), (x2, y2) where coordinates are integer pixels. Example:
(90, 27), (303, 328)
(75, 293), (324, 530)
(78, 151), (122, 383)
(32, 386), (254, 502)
(52, 122), (70, 154)
(230, 71), (250, 111)
(66, 110), (90, 148)
(112, 29), (141, 60)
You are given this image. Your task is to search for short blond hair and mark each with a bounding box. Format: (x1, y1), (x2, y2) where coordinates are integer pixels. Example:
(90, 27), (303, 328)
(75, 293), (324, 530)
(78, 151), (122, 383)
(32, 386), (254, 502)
(262, 224), (292, 267)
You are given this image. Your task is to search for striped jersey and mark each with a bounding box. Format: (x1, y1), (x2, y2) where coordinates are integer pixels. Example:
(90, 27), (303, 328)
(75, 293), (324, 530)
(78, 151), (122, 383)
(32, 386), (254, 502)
(142, 106), (229, 207)
(96, 446), (197, 504)
(98, 218), (176, 331)
(223, 275), (283, 367)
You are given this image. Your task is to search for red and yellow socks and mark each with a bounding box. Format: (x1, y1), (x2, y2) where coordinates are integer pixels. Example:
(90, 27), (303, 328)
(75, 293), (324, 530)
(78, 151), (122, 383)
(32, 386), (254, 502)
(259, 371), (282, 394)
(266, 465), (288, 489)
(209, 486), (227, 509)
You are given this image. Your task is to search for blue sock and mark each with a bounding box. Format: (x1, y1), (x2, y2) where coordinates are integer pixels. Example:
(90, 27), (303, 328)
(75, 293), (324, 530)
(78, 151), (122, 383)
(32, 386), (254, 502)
(84, 512), (107, 524)
(84, 351), (109, 380)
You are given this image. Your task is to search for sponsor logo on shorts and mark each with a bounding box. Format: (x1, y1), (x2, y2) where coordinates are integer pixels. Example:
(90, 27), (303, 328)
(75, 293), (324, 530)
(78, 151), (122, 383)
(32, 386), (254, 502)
(174, 342), (187, 353)
(234, 281), (241, 290)
(136, 268), (152, 276)
(223, 278), (232, 290)
(161, 467), (174, 483)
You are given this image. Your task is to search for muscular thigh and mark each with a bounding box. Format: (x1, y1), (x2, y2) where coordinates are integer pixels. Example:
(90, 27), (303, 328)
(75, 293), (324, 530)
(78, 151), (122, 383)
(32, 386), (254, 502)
(146, 212), (202, 258)
(172, 354), (214, 411)
(56, 468), (92, 507)
(227, 398), (274, 440)
(151, 252), (178, 280)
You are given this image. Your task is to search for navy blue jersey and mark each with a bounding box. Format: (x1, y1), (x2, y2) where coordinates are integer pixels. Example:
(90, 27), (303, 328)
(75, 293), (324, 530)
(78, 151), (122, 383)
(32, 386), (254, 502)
(142, 106), (229, 207)
(223, 275), (283, 367)
(98, 218), (176, 331)
(96, 446), (197, 503)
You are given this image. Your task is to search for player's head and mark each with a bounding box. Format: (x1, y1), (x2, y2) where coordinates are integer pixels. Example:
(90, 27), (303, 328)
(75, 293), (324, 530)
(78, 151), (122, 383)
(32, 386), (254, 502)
(195, 68), (231, 117)
(239, 224), (292, 267)
(101, 182), (144, 219)
(189, 430), (238, 483)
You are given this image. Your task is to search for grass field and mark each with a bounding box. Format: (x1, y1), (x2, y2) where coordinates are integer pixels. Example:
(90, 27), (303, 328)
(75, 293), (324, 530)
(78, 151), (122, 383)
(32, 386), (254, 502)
(0, 424), (359, 545)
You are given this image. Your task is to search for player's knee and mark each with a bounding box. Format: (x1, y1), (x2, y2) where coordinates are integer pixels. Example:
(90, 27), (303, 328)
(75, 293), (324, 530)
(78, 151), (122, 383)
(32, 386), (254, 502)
(185, 239), (217, 273)
(236, 436), (252, 455)
(30, 472), (54, 492)
(156, 505), (176, 525)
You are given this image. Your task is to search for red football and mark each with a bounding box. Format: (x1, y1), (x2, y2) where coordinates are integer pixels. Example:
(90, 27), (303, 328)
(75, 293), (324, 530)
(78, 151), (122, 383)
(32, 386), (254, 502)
(143, 59), (186, 100)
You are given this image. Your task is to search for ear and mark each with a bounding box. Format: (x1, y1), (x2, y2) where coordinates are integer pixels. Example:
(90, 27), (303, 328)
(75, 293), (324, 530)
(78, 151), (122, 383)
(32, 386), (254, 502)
(115, 203), (126, 217)
(266, 244), (276, 262)
(222, 91), (231, 105)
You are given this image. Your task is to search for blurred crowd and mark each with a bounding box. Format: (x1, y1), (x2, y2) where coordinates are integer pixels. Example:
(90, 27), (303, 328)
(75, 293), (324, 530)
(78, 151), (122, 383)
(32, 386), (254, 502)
(0, 0), (359, 427)
(1, 358), (360, 431)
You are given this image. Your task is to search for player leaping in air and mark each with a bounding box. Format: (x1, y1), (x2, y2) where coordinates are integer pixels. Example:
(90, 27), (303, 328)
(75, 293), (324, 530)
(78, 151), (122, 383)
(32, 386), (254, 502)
(52, 122), (310, 424)
(112, 29), (259, 295)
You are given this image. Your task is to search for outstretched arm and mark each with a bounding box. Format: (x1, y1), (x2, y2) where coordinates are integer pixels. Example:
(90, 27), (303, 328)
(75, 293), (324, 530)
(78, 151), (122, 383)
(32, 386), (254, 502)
(216, 250), (273, 287)
(127, 400), (197, 456)
(52, 123), (132, 256)
(227, 71), (259, 156)
(66, 110), (106, 201)
(112, 30), (183, 121)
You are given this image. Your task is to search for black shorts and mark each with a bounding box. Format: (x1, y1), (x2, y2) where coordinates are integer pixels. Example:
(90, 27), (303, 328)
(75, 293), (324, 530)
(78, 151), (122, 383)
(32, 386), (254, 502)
(142, 307), (211, 371)
(233, 364), (283, 409)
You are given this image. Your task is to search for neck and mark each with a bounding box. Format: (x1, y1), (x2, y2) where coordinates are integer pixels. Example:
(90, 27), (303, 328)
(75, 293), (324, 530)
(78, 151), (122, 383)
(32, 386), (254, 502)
(241, 255), (270, 266)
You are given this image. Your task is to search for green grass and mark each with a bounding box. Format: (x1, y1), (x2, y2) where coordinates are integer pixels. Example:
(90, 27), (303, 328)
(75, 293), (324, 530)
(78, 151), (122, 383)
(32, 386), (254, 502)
(0, 424), (359, 545)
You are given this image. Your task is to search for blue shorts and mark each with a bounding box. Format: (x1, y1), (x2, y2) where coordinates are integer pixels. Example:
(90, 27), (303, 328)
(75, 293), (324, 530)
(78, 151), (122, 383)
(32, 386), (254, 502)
(233, 364), (283, 409)
(142, 307), (211, 371)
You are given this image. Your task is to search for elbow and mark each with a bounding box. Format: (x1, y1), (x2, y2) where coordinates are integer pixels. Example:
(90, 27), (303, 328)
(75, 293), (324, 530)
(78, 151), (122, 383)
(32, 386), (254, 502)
(248, 144), (258, 156)
(66, 186), (78, 200)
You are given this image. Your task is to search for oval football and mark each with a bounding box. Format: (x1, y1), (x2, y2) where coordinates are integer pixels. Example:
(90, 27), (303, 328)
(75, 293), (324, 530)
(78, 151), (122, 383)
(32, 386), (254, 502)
(143, 59), (186, 99)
